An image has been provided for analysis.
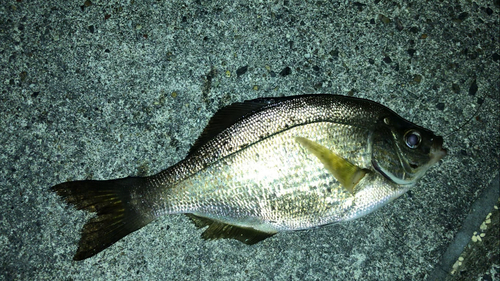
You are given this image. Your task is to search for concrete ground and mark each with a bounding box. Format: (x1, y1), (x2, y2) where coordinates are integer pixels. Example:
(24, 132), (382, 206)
(1, 0), (498, 280)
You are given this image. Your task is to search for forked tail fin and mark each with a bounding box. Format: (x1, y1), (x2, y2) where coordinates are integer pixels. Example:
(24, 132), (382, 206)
(51, 177), (155, 260)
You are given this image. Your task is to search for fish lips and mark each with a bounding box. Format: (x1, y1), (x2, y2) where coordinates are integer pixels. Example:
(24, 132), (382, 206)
(430, 135), (447, 163)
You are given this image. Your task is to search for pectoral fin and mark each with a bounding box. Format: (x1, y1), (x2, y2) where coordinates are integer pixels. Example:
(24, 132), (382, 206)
(295, 137), (367, 194)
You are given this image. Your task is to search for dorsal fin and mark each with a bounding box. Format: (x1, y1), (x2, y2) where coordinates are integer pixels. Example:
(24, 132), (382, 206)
(188, 98), (278, 155)
(188, 94), (330, 155)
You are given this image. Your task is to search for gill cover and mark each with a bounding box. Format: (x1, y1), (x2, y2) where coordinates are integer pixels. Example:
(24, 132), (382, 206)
(371, 114), (446, 186)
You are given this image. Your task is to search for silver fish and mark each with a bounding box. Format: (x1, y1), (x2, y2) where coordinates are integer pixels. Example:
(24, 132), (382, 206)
(51, 94), (446, 260)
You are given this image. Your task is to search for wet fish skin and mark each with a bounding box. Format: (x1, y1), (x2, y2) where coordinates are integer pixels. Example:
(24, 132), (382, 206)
(51, 94), (446, 260)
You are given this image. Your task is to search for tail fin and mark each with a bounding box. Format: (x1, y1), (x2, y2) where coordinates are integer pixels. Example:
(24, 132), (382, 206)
(51, 177), (155, 260)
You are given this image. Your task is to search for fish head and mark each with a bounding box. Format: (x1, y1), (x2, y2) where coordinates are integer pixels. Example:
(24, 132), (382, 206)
(371, 114), (447, 186)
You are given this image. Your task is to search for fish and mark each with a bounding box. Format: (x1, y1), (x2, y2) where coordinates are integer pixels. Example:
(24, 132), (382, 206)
(51, 94), (447, 260)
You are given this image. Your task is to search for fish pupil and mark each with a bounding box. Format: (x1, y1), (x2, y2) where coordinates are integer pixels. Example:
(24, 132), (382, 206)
(405, 130), (421, 148)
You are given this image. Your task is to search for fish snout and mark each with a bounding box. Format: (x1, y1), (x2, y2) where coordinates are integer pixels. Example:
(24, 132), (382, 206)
(431, 135), (447, 161)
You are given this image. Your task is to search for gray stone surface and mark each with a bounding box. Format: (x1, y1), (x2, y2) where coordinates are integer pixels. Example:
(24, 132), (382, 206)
(0, 0), (498, 280)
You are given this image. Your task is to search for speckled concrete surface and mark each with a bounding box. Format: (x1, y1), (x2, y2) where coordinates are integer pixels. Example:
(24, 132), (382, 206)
(0, 1), (498, 280)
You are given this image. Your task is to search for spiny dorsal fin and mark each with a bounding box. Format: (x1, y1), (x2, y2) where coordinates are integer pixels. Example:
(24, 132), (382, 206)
(188, 95), (321, 156)
(188, 100), (272, 155)
(295, 137), (368, 194)
(186, 214), (275, 245)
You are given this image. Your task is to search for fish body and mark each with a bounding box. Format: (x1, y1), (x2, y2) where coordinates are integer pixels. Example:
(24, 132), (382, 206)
(52, 94), (446, 260)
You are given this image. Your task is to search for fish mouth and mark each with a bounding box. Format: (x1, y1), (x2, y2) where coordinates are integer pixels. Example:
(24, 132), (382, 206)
(429, 136), (447, 165)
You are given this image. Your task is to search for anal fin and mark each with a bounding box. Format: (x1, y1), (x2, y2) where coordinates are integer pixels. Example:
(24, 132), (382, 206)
(186, 214), (275, 245)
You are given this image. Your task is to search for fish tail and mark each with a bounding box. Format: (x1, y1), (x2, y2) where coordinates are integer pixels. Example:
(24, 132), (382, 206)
(51, 177), (154, 260)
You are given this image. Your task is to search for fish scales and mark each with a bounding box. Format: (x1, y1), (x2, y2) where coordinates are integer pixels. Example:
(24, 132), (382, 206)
(153, 122), (369, 223)
(139, 96), (382, 220)
(162, 123), (395, 231)
(51, 94), (446, 260)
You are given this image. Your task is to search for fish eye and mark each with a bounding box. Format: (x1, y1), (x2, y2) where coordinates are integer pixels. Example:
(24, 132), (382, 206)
(404, 130), (421, 149)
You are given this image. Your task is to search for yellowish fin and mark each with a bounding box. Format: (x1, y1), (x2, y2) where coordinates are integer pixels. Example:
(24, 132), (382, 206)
(186, 214), (275, 244)
(295, 137), (368, 194)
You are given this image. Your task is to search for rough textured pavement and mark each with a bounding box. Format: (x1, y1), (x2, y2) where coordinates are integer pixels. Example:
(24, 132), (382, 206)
(1, 1), (499, 280)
